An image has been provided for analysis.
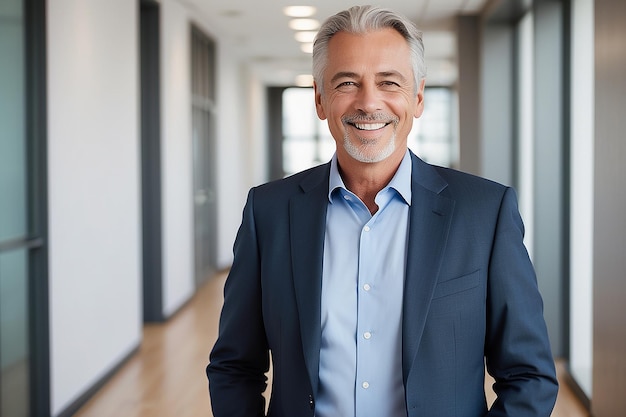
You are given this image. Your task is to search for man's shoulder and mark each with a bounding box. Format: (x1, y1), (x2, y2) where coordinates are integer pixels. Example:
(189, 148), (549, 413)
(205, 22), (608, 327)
(433, 165), (507, 191)
(410, 151), (508, 197)
(253, 162), (330, 199)
(420, 161), (512, 206)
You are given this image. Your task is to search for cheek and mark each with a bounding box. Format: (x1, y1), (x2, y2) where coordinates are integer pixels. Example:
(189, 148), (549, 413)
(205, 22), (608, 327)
(325, 92), (353, 112)
(391, 100), (418, 135)
(326, 120), (346, 140)
(401, 95), (421, 119)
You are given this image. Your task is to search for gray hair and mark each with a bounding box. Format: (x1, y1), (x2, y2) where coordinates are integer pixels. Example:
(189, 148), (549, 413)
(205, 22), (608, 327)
(312, 5), (426, 94)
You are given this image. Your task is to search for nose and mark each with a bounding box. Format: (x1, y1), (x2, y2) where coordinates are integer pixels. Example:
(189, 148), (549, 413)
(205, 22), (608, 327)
(355, 82), (383, 114)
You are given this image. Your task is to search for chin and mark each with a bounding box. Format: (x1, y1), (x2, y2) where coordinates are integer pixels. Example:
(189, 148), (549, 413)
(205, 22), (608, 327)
(343, 134), (396, 164)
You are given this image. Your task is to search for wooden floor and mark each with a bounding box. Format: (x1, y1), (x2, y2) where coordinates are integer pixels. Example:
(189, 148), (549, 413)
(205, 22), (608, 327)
(74, 272), (589, 417)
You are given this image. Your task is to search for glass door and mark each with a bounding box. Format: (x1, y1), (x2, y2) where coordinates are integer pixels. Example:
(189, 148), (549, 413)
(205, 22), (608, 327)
(1, 0), (48, 415)
(0, 1), (31, 415)
(191, 26), (218, 286)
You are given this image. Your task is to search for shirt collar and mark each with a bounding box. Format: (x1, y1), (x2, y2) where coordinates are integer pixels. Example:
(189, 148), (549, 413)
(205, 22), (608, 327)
(328, 150), (412, 205)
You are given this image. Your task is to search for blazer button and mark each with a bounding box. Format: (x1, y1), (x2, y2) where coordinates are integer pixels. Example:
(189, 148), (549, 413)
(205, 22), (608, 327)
(309, 395), (314, 410)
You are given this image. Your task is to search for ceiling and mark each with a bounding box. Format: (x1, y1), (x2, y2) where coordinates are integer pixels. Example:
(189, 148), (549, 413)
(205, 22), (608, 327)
(182, 0), (490, 86)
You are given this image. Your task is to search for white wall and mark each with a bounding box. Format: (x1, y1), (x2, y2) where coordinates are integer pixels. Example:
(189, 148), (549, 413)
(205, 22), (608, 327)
(47, 0), (141, 414)
(570, 0), (594, 398)
(244, 70), (270, 190)
(215, 48), (248, 268)
(159, 0), (195, 317)
(480, 24), (514, 186)
(46, 0), (263, 411)
(214, 65), (269, 267)
(516, 12), (535, 259)
(213, 33), (246, 268)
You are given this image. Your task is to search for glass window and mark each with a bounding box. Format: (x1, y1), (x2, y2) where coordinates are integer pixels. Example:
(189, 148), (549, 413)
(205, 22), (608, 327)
(409, 87), (458, 167)
(0, 1), (32, 415)
(281, 86), (458, 176)
(282, 88), (334, 176)
(0, 0), (27, 243)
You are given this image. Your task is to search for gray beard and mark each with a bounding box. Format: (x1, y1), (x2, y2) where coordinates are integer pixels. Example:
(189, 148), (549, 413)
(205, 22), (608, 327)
(342, 130), (396, 163)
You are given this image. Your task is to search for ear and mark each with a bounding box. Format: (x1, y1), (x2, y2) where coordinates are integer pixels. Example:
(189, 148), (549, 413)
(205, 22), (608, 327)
(314, 81), (327, 120)
(413, 79), (426, 118)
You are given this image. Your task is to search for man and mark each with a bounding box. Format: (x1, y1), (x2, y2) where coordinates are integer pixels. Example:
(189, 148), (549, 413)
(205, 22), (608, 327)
(207, 5), (558, 417)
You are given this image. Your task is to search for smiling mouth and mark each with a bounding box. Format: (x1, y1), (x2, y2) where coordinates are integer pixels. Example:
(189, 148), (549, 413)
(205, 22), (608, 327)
(350, 122), (390, 131)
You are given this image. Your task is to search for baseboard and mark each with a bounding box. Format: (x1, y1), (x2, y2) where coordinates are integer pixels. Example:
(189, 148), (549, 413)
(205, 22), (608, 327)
(55, 345), (139, 417)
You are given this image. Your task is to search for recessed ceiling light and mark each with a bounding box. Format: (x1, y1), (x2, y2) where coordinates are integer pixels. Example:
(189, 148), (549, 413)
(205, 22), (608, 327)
(283, 6), (317, 18)
(294, 31), (317, 43)
(289, 18), (320, 31)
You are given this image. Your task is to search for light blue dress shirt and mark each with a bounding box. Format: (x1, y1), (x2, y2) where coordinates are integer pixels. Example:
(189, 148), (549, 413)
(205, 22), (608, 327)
(316, 151), (411, 417)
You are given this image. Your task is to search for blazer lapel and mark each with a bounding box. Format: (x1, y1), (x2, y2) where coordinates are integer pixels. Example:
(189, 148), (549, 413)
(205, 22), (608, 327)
(290, 164), (330, 395)
(402, 153), (455, 383)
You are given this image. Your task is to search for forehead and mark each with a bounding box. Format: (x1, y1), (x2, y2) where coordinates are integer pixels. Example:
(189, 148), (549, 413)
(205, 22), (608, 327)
(325, 28), (412, 76)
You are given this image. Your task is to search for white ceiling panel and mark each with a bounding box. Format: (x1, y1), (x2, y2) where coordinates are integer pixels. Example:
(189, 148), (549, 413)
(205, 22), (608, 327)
(185, 0), (489, 85)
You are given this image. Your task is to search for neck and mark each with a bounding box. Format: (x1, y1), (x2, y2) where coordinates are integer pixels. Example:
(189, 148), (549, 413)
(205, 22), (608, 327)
(337, 150), (405, 214)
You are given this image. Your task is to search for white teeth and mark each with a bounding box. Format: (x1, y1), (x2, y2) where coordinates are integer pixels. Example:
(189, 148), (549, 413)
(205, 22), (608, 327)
(354, 122), (386, 130)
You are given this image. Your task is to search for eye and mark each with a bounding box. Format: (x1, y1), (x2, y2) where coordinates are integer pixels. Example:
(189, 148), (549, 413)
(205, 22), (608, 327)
(336, 81), (356, 89)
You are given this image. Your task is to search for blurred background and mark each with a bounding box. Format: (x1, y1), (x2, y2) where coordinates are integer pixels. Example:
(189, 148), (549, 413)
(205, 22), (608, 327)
(0, 0), (624, 415)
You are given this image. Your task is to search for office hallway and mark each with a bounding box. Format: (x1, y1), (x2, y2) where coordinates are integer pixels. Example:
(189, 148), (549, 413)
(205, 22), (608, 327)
(73, 272), (588, 417)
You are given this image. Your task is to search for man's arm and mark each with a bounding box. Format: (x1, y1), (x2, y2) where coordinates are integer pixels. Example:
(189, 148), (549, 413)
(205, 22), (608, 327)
(485, 187), (559, 416)
(206, 189), (269, 417)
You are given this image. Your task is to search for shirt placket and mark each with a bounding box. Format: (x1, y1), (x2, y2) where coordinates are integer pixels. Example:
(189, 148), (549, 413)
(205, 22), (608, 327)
(355, 214), (379, 417)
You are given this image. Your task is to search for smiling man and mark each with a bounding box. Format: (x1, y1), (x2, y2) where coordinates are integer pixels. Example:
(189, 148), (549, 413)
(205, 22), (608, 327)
(207, 5), (558, 417)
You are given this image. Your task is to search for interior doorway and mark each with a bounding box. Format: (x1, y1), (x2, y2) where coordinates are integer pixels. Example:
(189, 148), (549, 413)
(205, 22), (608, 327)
(191, 25), (218, 287)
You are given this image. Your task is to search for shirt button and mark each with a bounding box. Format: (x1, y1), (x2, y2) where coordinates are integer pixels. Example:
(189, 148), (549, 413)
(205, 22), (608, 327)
(363, 284), (371, 291)
(364, 331), (372, 339)
(363, 225), (370, 232)
(362, 381), (370, 389)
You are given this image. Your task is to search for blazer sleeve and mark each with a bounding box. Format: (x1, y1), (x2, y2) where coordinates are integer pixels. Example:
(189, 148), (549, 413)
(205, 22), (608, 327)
(484, 187), (559, 416)
(206, 188), (269, 417)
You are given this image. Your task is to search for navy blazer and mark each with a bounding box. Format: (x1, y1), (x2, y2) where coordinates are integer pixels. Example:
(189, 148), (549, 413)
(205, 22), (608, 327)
(207, 152), (558, 417)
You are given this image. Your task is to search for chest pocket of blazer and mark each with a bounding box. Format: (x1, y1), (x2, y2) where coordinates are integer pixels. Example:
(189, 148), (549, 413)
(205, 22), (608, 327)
(432, 269), (480, 300)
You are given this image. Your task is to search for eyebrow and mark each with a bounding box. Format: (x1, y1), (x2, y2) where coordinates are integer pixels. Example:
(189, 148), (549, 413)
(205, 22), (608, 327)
(330, 71), (359, 84)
